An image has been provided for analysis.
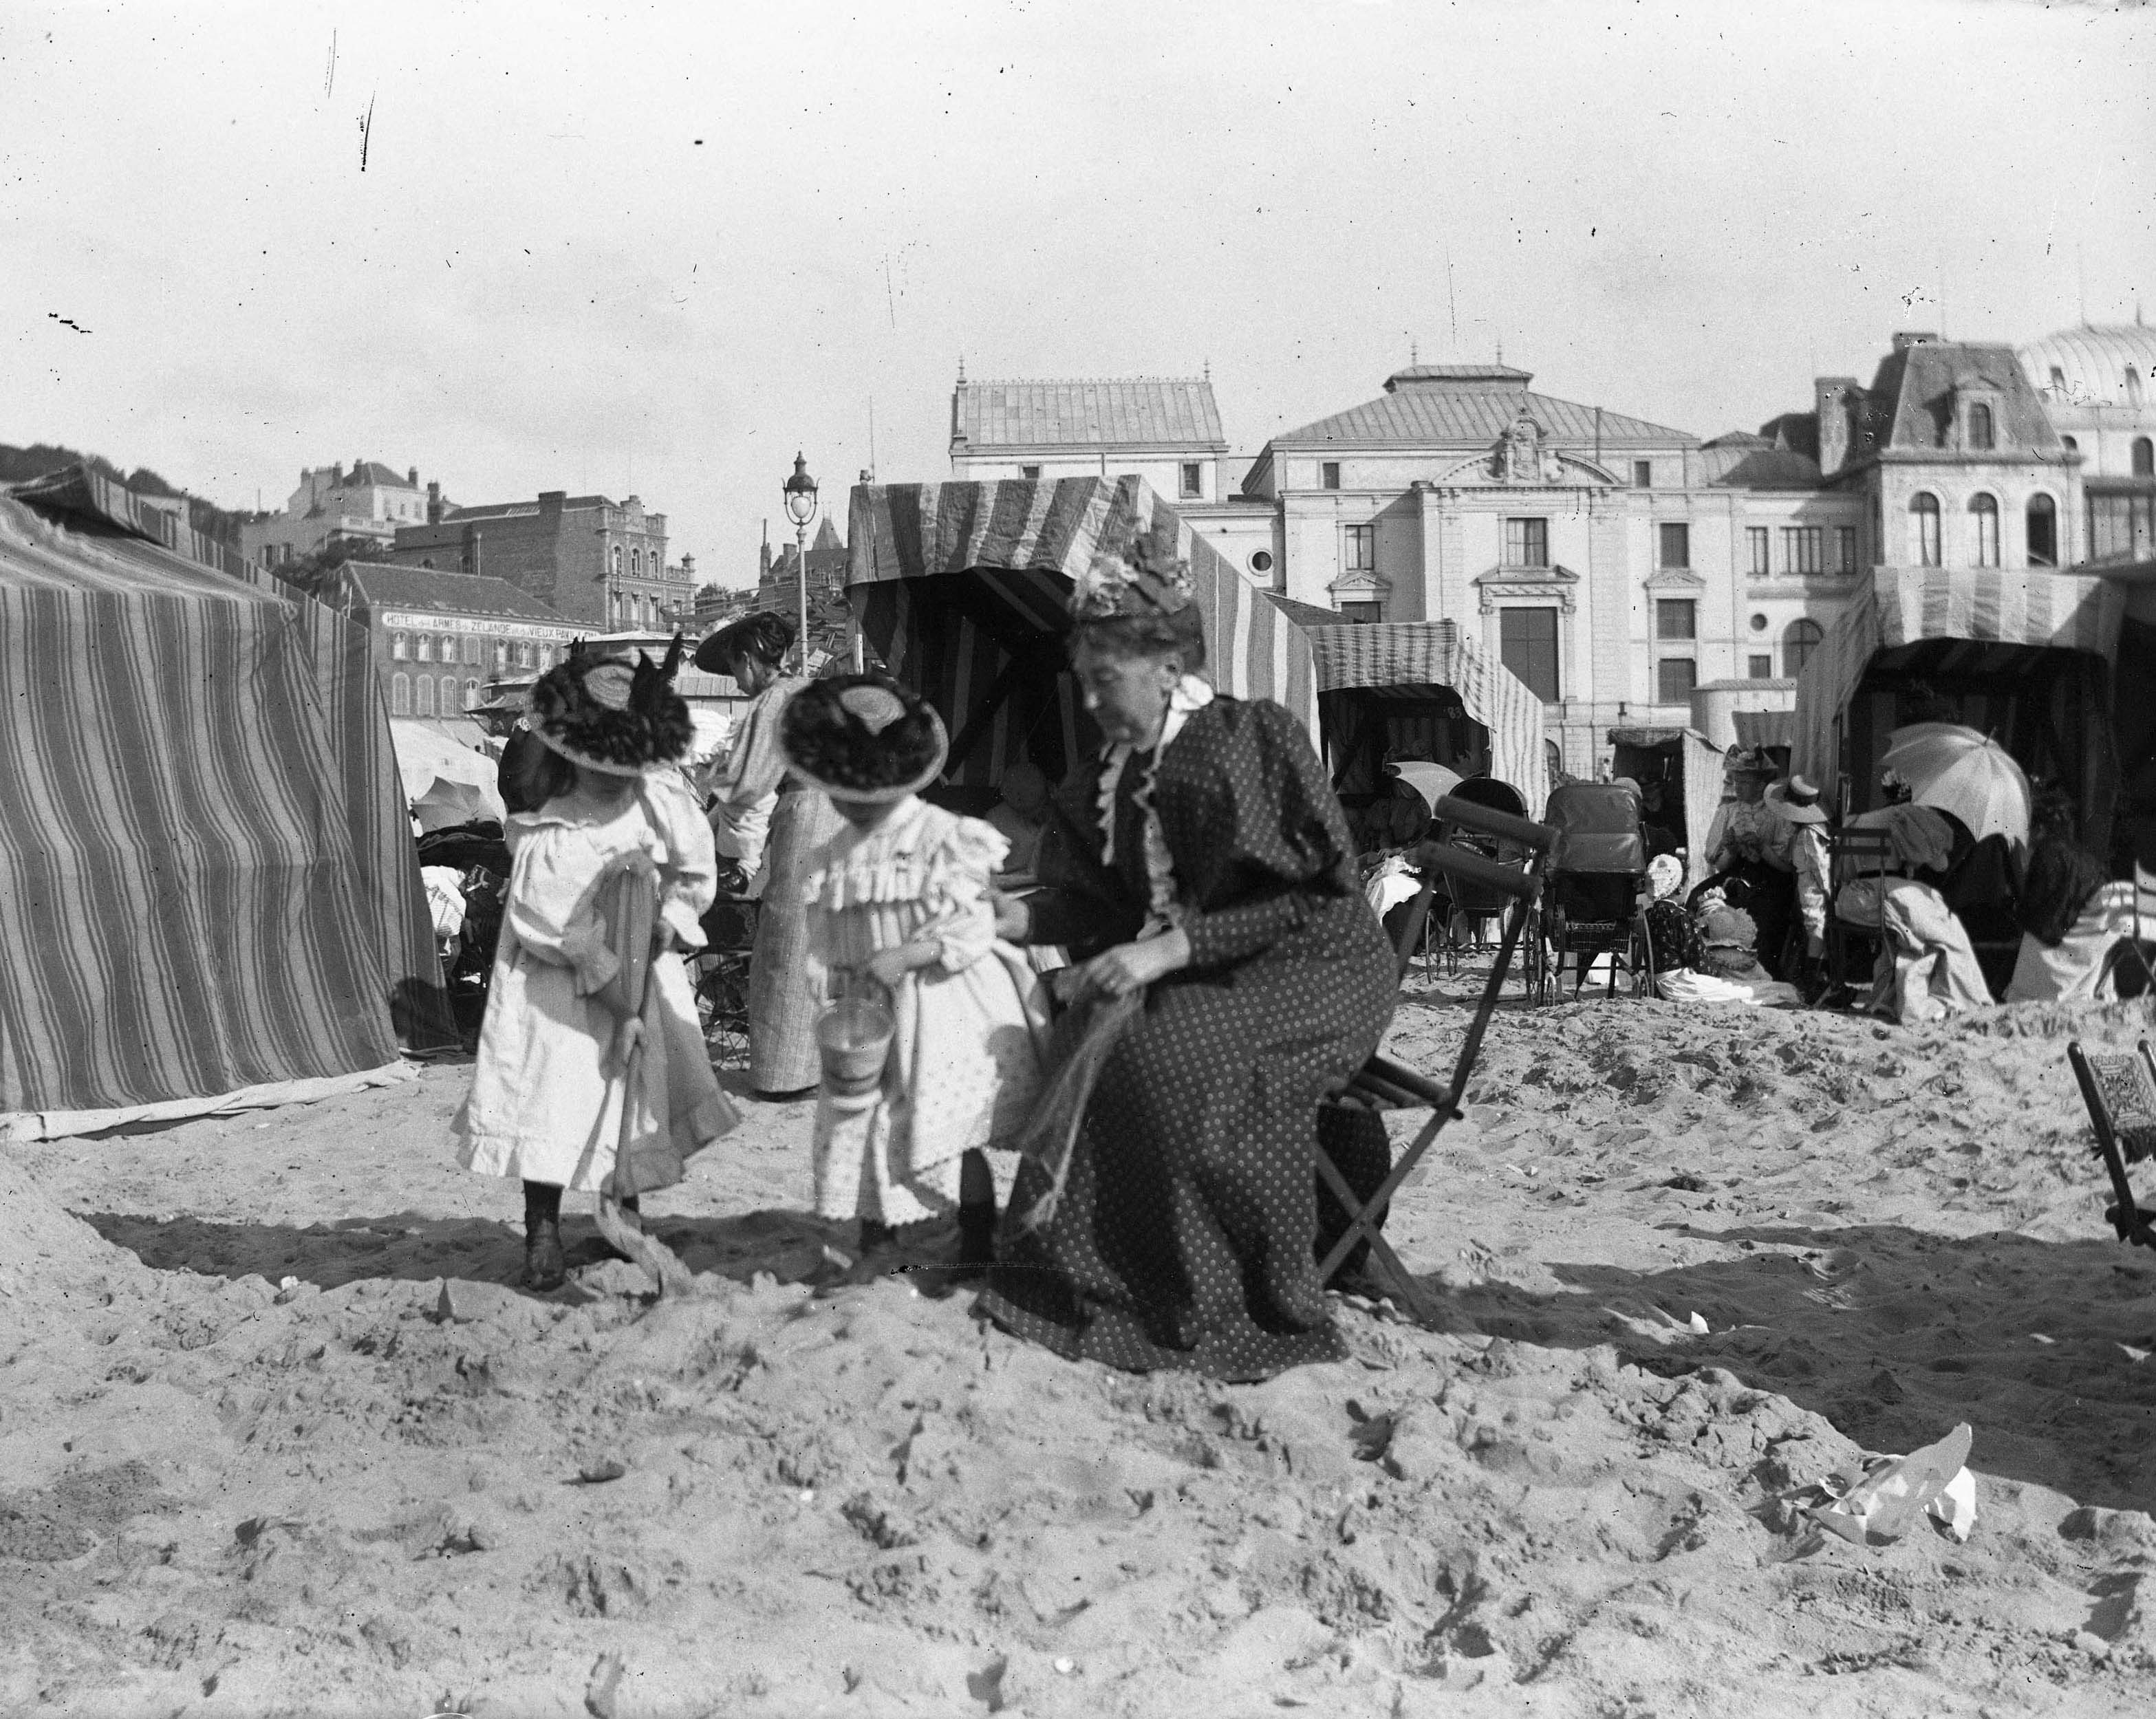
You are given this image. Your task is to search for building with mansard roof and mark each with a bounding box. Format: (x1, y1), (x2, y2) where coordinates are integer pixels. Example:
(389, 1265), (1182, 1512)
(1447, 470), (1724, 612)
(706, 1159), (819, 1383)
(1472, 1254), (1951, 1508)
(949, 373), (1238, 506)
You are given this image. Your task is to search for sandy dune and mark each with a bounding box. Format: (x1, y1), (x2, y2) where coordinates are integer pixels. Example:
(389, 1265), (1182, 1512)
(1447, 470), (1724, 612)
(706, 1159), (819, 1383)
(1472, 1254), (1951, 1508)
(5, 977), (2156, 1716)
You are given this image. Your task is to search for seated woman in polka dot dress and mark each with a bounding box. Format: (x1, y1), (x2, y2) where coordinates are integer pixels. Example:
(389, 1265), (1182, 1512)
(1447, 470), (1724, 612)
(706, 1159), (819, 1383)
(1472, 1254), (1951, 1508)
(978, 529), (1397, 1382)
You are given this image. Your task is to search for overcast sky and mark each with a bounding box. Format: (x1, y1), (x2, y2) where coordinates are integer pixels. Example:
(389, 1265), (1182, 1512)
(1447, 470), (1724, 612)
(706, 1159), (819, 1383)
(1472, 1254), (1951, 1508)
(3, 0), (2151, 584)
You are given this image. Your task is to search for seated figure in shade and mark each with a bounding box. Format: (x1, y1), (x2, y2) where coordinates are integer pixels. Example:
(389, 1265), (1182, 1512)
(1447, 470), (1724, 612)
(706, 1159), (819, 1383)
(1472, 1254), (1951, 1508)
(985, 758), (1051, 877)
(2005, 787), (2138, 1005)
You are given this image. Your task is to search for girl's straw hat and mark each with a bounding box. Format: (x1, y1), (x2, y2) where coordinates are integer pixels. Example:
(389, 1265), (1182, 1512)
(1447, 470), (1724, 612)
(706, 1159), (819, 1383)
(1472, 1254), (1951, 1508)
(527, 636), (693, 777)
(1767, 772), (1831, 825)
(780, 676), (948, 803)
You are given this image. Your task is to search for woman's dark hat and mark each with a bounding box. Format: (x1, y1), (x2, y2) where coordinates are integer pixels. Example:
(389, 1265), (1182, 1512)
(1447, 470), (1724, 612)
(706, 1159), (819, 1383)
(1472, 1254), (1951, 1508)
(1069, 524), (1196, 622)
(780, 675), (948, 803)
(527, 635), (693, 778)
(1723, 744), (1773, 779)
(693, 609), (797, 675)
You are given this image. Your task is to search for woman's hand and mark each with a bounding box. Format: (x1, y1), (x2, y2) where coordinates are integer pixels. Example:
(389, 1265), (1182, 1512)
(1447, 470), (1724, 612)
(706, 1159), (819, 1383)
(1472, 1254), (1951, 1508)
(1073, 929), (1191, 999)
(990, 889), (1031, 942)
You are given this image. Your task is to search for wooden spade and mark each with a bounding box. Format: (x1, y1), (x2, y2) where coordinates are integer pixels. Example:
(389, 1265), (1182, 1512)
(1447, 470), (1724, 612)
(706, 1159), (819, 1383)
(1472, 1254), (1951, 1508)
(592, 858), (697, 1297)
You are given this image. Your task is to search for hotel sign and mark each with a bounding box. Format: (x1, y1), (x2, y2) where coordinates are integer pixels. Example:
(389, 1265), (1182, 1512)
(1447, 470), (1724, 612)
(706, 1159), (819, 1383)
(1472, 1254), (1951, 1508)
(380, 609), (578, 644)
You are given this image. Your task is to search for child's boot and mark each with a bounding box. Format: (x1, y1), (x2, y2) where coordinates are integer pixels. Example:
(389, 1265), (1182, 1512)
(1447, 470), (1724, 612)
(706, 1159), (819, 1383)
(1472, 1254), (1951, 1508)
(521, 1180), (565, 1291)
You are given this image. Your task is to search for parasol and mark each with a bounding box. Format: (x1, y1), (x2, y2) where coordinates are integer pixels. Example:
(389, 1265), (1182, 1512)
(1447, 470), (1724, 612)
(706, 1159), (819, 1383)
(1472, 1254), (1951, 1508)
(1386, 761), (1463, 814)
(1880, 723), (2032, 851)
(412, 774), (505, 832)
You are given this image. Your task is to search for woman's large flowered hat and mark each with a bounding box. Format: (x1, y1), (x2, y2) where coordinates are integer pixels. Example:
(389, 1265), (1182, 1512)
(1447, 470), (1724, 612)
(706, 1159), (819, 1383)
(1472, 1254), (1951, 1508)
(1068, 526), (1196, 622)
(526, 635), (693, 777)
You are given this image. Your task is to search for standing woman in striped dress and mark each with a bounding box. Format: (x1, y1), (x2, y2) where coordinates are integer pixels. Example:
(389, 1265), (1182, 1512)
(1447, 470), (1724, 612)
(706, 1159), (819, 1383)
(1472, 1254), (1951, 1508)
(696, 612), (843, 1099)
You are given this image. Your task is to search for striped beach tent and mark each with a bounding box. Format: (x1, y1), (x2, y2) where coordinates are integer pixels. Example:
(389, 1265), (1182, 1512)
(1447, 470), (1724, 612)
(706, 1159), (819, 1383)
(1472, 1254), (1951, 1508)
(1297, 618), (1549, 818)
(846, 476), (1315, 787)
(0, 471), (445, 1121)
(1793, 563), (2126, 837)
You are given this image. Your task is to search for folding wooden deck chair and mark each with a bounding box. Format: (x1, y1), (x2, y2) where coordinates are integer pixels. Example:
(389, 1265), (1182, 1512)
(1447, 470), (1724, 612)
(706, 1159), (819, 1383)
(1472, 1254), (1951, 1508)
(1824, 826), (1897, 998)
(1316, 793), (1557, 1318)
(2066, 1039), (2156, 1252)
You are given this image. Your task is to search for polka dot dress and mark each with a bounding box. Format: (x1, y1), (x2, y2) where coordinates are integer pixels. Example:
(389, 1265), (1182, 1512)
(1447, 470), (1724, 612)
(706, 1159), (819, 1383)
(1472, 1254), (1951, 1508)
(976, 698), (1396, 1383)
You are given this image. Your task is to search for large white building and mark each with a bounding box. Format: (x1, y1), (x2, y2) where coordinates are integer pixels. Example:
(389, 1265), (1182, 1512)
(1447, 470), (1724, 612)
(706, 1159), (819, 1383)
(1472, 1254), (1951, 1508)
(241, 460), (433, 568)
(2019, 323), (2156, 562)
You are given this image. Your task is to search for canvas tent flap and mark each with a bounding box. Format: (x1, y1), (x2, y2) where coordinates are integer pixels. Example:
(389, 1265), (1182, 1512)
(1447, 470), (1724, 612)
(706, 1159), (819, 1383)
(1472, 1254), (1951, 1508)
(848, 476), (1316, 784)
(1304, 620), (1549, 816)
(1794, 564), (2126, 788)
(1731, 708), (1795, 751)
(14, 465), (453, 1050)
(0, 480), (425, 1113)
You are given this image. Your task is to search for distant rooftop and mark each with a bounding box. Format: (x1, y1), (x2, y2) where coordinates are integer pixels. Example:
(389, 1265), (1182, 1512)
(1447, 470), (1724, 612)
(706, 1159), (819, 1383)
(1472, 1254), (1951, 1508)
(1270, 367), (1694, 448)
(1383, 364), (1533, 389)
(338, 561), (572, 624)
(953, 377), (1226, 448)
(2018, 323), (2156, 407)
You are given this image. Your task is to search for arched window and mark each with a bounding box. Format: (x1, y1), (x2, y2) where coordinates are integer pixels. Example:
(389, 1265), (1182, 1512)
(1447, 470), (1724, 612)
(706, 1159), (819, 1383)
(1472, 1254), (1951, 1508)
(2062, 435), (2079, 453)
(1968, 402), (1994, 450)
(464, 678), (480, 711)
(1971, 493), (2000, 567)
(2136, 437), (2155, 478)
(390, 672), (410, 715)
(611, 545), (623, 577)
(415, 674), (435, 716)
(390, 630), (408, 660)
(2128, 367), (2146, 408)
(1910, 493), (1941, 567)
(631, 548), (642, 577)
(1783, 618), (1824, 680)
(442, 675), (460, 711)
(2027, 493), (2058, 567)
(460, 635), (477, 666)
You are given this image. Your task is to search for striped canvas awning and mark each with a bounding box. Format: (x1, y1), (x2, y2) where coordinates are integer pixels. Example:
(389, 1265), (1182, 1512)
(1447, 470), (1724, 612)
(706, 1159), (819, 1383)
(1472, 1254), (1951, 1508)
(847, 477), (1316, 786)
(1792, 565), (2126, 789)
(1303, 620), (1549, 816)
(0, 471), (446, 1112)
(1731, 708), (1796, 751)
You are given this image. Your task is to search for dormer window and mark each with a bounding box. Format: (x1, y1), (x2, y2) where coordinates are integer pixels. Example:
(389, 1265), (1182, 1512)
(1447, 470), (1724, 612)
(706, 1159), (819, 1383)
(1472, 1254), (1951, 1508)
(1967, 402), (1994, 451)
(2128, 367), (2145, 407)
(2050, 366), (2067, 392)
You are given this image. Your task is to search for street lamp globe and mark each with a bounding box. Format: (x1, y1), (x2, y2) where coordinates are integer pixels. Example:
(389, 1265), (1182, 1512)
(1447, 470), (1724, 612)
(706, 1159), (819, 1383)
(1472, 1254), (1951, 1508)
(783, 453), (818, 528)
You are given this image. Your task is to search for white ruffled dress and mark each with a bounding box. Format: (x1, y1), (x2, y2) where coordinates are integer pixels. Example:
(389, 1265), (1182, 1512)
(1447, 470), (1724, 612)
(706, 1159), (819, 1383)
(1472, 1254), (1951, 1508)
(804, 797), (1050, 1226)
(455, 775), (740, 1194)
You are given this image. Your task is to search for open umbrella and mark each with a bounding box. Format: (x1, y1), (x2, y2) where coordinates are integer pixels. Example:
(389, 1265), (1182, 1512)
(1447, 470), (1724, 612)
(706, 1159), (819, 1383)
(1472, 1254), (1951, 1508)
(1881, 723), (2032, 851)
(1385, 761), (1463, 814)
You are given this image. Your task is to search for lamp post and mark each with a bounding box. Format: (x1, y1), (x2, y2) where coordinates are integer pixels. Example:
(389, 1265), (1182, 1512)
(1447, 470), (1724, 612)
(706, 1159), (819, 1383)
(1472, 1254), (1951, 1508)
(783, 452), (818, 675)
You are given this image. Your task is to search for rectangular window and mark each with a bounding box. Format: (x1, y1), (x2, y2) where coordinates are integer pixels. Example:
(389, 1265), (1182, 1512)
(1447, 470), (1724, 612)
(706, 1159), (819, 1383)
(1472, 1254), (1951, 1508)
(1748, 653), (1774, 679)
(1781, 526), (1822, 574)
(414, 634), (433, 662)
(1503, 517), (1549, 567)
(1020, 465), (1041, 481)
(1179, 462), (1202, 499)
(1657, 656), (1698, 704)
(1657, 522), (1690, 568)
(2089, 492), (2156, 561)
(1339, 600), (1381, 624)
(1321, 462), (1341, 490)
(1499, 607), (1560, 702)
(1655, 598), (1696, 640)
(1344, 523), (1376, 571)
(1835, 526), (1858, 573)
(1747, 526), (1770, 576)
(461, 635), (480, 666)
(1633, 460), (1653, 489)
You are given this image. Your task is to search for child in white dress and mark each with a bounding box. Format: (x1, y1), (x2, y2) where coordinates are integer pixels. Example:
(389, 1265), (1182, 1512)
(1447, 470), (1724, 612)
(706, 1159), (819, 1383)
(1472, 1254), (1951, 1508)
(455, 640), (740, 1289)
(781, 678), (1048, 1271)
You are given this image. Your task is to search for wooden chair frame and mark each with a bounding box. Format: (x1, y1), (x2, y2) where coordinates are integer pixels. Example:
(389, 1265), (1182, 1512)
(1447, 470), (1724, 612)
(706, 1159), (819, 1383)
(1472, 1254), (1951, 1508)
(1824, 827), (1897, 997)
(2066, 1039), (2156, 1251)
(1316, 794), (1556, 1317)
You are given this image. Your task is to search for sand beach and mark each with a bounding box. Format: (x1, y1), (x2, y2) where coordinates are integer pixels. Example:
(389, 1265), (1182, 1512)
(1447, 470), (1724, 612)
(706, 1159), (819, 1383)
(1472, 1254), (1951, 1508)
(4, 973), (2155, 1718)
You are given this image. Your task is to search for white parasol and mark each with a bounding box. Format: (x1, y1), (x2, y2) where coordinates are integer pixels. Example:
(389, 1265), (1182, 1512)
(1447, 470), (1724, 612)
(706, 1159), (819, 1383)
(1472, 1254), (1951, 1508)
(1880, 723), (2032, 852)
(1385, 761), (1464, 814)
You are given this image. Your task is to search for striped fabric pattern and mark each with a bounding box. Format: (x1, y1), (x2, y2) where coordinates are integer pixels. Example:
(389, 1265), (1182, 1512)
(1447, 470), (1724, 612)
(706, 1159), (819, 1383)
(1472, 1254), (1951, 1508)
(14, 466), (453, 1050)
(1305, 620), (1549, 816)
(847, 476), (1318, 784)
(0, 493), (405, 1111)
(1793, 565), (2126, 789)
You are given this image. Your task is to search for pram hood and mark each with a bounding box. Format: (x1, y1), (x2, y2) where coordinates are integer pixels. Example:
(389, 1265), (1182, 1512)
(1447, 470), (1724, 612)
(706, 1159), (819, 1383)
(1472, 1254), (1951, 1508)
(1546, 782), (1648, 876)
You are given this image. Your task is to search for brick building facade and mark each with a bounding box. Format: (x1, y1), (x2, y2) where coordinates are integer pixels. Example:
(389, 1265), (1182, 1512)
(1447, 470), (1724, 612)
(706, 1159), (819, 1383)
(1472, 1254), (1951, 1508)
(321, 561), (580, 720)
(387, 490), (687, 631)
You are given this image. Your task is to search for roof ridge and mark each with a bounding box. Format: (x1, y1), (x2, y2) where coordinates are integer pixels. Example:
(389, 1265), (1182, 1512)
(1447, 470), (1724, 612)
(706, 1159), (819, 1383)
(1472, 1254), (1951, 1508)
(958, 375), (1211, 387)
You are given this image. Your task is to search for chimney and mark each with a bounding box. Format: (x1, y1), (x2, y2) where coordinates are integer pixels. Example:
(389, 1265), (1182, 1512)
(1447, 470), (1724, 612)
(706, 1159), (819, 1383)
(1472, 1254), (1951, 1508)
(407, 466), (418, 487)
(330, 462), (344, 485)
(681, 553), (696, 580)
(427, 481), (443, 524)
(1891, 331), (1939, 352)
(1815, 377), (1862, 477)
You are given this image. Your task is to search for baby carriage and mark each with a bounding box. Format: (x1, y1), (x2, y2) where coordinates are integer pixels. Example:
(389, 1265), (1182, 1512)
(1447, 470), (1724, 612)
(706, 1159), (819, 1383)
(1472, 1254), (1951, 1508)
(1538, 781), (1650, 1003)
(1430, 777), (1535, 981)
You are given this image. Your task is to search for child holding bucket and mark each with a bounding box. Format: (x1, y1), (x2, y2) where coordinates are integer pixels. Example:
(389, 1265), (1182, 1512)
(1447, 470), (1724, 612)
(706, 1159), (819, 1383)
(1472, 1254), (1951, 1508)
(454, 639), (741, 1290)
(781, 677), (1050, 1271)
